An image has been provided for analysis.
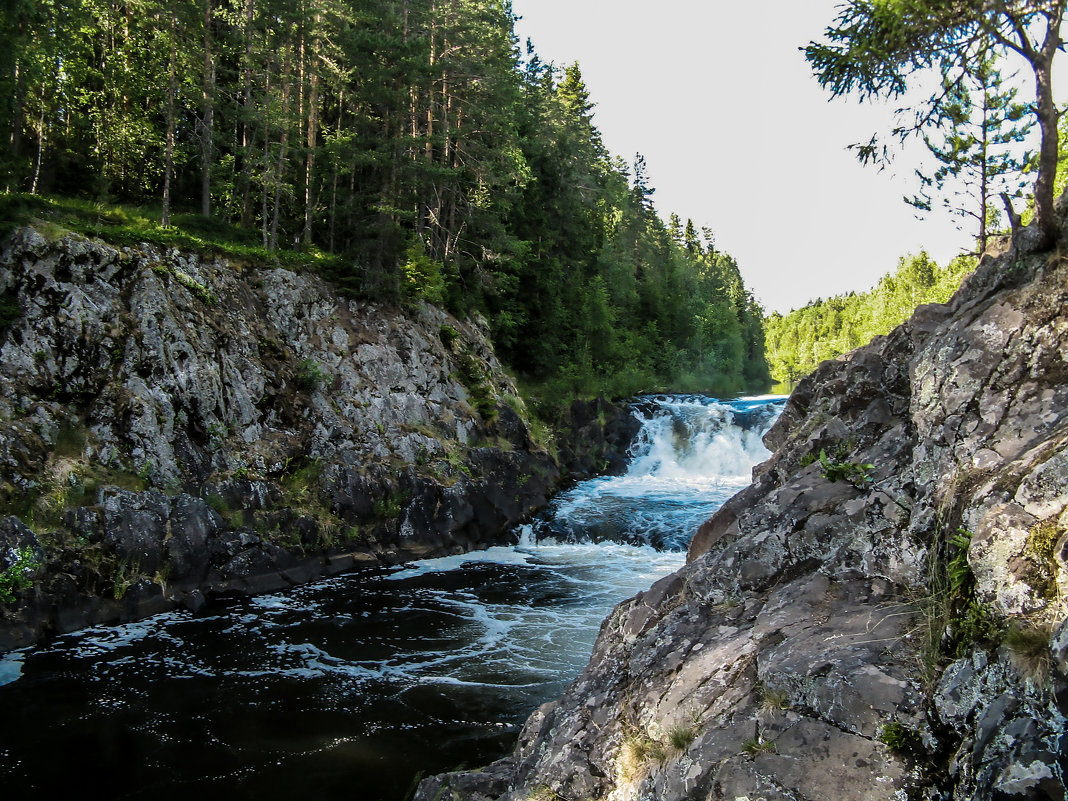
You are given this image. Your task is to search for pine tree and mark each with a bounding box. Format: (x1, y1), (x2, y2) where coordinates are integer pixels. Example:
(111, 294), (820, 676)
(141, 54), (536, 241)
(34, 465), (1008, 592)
(907, 52), (1032, 253)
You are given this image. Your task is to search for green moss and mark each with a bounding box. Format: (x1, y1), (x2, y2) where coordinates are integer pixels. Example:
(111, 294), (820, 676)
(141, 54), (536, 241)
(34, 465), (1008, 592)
(878, 722), (921, 755)
(1026, 518), (1063, 599)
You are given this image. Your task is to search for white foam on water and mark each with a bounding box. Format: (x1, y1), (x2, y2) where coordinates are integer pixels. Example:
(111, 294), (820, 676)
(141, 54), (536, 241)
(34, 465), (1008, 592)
(387, 545), (537, 580)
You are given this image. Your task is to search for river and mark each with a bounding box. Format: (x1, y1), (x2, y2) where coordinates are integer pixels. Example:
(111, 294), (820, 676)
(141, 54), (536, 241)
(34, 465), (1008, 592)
(0, 394), (783, 801)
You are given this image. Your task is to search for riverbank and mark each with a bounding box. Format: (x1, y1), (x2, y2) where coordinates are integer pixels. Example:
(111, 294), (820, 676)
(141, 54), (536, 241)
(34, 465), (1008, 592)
(0, 227), (641, 651)
(0, 396), (779, 801)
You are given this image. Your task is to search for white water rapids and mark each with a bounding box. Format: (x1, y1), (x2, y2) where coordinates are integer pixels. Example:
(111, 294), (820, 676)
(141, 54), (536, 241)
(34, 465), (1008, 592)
(0, 394), (783, 801)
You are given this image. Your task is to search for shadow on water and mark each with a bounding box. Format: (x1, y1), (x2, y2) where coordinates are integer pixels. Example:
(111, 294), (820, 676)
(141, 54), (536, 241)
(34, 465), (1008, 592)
(0, 395), (784, 801)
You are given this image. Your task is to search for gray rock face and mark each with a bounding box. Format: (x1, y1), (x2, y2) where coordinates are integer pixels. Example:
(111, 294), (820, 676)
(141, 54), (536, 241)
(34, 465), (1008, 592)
(418, 229), (1068, 797)
(0, 228), (578, 649)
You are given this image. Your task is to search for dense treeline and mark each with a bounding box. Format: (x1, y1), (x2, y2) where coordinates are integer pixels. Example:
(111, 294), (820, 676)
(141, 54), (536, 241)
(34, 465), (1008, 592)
(0, 0), (770, 399)
(764, 252), (975, 384)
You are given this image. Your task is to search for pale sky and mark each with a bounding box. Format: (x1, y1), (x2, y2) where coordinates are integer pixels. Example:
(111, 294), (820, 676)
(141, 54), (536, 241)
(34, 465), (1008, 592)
(511, 0), (991, 314)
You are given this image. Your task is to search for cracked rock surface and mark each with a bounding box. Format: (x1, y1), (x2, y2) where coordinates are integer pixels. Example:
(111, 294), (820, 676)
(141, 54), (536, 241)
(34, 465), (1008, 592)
(0, 229), (639, 650)
(418, 222), (1068, 798)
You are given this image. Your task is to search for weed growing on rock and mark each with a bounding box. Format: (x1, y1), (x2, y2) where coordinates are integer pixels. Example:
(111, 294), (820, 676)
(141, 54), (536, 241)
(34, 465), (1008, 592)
(741, 736), (776, 756)
(667, 723), (697, 750)
(206, 494), (231, 515)
(296, 358), (327, 392)
(455, 351), (498, 421)
(757, 683), (791, 713)
(438, 323), (460, 350)
(0, 546), (40, 603)
(619, 732), (667, 779)
(818, 447), (874, 486)
(1004, 623), (1053, 682)
(878, 721), (921, 755)
(373, 492), (408, 520)
(916, 527), (1003, 685)
(111, 558), (139, 600)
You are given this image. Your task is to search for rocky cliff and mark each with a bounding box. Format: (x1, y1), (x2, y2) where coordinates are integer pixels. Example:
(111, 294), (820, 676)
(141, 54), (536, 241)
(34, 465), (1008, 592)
(0, 227), (639, 651)
(417, 228), (1068, 798)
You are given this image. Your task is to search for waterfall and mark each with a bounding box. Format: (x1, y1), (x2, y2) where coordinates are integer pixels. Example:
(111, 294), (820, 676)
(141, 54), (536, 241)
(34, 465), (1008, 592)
(532, 394), (783, 551)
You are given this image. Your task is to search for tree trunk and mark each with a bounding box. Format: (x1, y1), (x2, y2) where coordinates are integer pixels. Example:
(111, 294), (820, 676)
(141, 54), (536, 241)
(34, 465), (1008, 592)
(29, 105), (45, 195)
(201, 0), (215, 218)
(239, 0), (256, 225)
(979, 80), (990, 255)
(302, 8), (320, 246)
(1027, 6), (1064, 251)
(1031, 58), (1059, 249)
(270, 50), (292, 251)
(162, 10), (177, 227)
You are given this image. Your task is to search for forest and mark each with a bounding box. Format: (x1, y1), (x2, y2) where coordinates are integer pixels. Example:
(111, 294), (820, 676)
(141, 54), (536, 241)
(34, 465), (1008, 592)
(0, 0), (771, 401)
(763, 251), (976, 384)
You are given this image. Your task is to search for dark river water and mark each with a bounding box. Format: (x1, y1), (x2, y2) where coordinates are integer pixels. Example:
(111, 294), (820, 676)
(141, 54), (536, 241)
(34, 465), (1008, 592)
(0, 395), (783, 801)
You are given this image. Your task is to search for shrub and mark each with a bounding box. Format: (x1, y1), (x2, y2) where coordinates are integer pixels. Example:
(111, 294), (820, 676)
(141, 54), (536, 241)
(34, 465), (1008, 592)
(439, 323), (460, 349)
(0, 546), (40, 603)
(400, 238), (445, 303)
(296, 358), (327, 392)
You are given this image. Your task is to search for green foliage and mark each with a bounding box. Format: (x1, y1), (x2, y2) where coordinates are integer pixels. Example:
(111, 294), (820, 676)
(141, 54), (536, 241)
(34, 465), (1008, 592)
(0, 546), (40, 603)
(438, 324), (460, 350)
(279, 458), (324, 500)
(400, 238), (447, 304)
(666, 724), (697, 751)
(296, 359), (327, 393)
(805, 2), (1065, 250)
(111, 558), (138, 600)
(818, 448), (874, 487)
(947, 530), (976, 596)
(373, 489), (409, 520)
(765, 252), (976, 382)
(741, 737), (776, 756)
(0, 2), (773, 397)
(878, 721), (921, 755)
